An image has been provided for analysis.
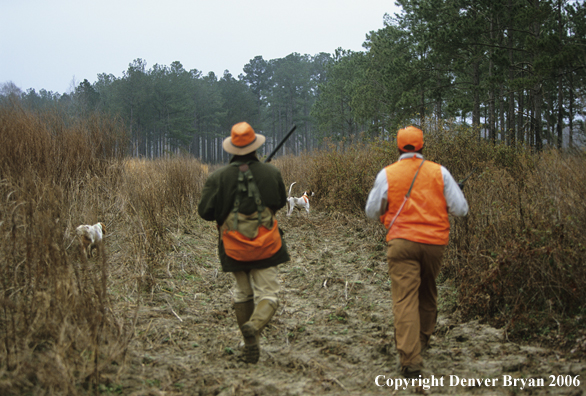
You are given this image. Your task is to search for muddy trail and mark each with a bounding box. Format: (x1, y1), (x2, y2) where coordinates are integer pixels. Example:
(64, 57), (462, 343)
(107, 211), (585, 395)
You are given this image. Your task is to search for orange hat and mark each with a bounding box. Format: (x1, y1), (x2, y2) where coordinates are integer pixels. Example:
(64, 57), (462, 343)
(222, 122), (266, 155)
(397, 126), (424, 152)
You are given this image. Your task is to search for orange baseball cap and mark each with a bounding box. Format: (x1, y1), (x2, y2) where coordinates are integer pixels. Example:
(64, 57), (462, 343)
(397, 126), (424, 152)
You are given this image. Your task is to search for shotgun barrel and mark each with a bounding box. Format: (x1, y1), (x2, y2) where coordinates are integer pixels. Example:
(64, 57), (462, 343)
(458, 168), (477, 189)
(264, 124), (297, 163)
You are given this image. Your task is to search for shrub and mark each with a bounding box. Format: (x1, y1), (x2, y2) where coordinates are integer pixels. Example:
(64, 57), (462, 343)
(302, 121), (586, 342)
(0, 104), (133, 394)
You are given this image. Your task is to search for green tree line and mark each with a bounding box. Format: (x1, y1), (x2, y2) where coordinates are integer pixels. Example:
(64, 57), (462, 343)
(2, 53), (328, 163)
(2, 0), (585, 162)
(336, 0), (586, 148)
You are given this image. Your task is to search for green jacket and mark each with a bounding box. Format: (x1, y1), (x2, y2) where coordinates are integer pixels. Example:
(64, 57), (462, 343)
(197, 153), (290, 272)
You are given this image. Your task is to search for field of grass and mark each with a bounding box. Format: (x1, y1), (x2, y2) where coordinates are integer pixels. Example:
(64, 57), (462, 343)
(1, 104), (585, 394)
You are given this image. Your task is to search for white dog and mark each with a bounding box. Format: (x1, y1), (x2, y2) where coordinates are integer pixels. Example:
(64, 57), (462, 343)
(76, 222), (106, 258)
(286, 182), (315, 217)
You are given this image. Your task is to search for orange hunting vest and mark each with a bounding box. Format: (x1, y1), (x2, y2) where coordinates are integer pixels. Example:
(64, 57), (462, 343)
(380, 157), (450, 245)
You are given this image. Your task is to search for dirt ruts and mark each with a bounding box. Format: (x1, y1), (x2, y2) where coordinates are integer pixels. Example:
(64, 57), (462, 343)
(108, 211), (585, 395)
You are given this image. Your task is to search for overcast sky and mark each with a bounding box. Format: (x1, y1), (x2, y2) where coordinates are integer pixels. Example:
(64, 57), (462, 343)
(1, 0), (401, 95)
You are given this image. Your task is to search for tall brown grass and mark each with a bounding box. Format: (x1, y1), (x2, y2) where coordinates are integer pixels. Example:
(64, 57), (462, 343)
(120, 157), (207, 289)
(282, 121), (586, 344)
(0, 104), (129, 394)
(0, 104), (207, 394)
(2, 102), (584, 393)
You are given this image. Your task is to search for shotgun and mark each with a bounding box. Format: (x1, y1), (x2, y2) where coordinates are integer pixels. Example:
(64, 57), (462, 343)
(458, 168), (477, 190)
(264, 124), (297, 163)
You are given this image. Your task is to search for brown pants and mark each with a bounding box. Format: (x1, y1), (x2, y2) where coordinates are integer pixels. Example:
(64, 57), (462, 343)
(387, 238), (446, 367)
(232, 266), (280, 306)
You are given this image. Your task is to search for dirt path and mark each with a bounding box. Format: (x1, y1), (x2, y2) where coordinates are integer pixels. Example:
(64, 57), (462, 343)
(108, 211), (585, 395)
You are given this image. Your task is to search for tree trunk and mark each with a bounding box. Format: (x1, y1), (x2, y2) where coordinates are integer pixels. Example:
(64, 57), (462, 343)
(530, 100), (535, 148)
(436, 68), (442, 124)
(489, 83), (495, 143)
(557, 72), (563, 148)
(499, 90), (505, 141)
(533, 0), (543, 151)
(507, 0), (516, 146)
(420, 89), (425, 127)
(517, 87), (525, 145)
(556, 0), (564, 149)
(488, 22), (495, 144)
(569, 72), (574, 148)
(472, 60), (481, 130)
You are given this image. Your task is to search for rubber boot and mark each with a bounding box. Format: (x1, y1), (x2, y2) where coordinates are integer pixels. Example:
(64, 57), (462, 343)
(234, 300), (255, 327)
(240, 299), (278, 364)
(234, 300), (258, 362)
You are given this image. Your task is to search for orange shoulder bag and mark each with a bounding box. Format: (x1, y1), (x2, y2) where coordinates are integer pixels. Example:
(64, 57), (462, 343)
(220, 162), (282, 261)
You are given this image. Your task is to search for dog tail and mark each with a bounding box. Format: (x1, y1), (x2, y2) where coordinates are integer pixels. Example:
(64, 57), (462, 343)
(99, 222), (107, 236)
(288, 182), (296, 198)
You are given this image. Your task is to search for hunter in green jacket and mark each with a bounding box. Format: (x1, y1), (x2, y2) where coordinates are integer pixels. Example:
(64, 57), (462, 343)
(197, 122), (290, 364)
(198, 151), (290, 272)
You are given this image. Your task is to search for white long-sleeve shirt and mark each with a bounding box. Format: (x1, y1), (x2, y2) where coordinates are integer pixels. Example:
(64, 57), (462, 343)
(365, 153), (469, 221)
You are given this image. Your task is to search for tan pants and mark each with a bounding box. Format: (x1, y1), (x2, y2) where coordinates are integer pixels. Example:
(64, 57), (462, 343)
(232, 266), (280, 305)
(387, 238), (446, 367)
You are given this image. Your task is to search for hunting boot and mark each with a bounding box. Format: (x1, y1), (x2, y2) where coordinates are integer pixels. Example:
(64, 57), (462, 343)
(234, 300), (256, 359)
(240, 299), (278, 364)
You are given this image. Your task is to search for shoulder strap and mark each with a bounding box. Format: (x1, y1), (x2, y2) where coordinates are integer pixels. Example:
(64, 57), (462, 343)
(387, 159), (425, 231)
(229, 161), (265, 230)
(406, 159), (425, 198)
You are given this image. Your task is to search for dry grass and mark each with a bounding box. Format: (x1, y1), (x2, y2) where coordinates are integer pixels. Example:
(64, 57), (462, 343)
(453, 148), (586, 342)
(299, 121), (586, 344)
(0, 104), (208, 394)
(1, 105), (584, 394)
(272, 153), (316, 197)
(0, 105), (130, 394)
